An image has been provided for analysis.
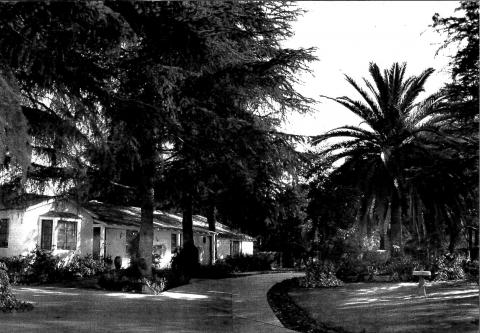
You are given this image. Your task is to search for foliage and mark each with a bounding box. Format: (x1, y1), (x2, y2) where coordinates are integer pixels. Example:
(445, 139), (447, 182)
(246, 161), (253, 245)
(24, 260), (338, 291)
(98, 263), (187, 293)
(379, 256), (421, 282)
(0, 2), (316, 277)
(0, 262), (33, 312)
(58, 254), (109, 280)
(431, 1), (479, 256)
(170, 245), (198, 281)
(432, 254), (466, 281)
(259, 184), (310, 267)
(463, 260), (479, 283)
(1, 249), (108, 284)
(307, 171), (360, 252)
(433, 1), (479, 104)
(222, 254), (272, 272)
(193, 262), (233, 279)
(336, 253), (420, 282)
(19, 248), (60, 283)
(299, 260), (343, 288)
(311, 62), (472, 256)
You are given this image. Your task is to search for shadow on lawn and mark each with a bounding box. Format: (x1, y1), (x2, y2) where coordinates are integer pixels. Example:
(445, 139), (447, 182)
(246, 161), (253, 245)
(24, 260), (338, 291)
(286, 281), (479, 333)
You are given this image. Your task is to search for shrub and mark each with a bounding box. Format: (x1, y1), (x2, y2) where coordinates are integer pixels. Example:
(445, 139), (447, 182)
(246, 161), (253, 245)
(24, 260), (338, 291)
(432, 254), (466, 281)
(0, 256), (30, 285)
(380, 256), (420, 282)
(336, 255), (371, 282)
(150, 267), (185, 291)
(1, 250), (110, 284)
(58, 254), (109, 280)
(299, 260), (343, 288)
(193, 262), (233, 279)
(27, 249), (61, 283)
(335, 254), (421, 282)
(0, 262), (33, 312)
(463, 260), (479, 283)
(223, 254), (271, 272)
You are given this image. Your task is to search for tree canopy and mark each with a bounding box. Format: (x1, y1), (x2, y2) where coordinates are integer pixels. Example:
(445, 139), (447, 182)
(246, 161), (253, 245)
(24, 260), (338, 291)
(0, 1), (315, 275)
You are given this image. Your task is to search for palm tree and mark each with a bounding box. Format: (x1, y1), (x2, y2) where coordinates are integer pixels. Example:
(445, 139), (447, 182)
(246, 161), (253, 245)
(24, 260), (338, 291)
(312, 62), (448, 255)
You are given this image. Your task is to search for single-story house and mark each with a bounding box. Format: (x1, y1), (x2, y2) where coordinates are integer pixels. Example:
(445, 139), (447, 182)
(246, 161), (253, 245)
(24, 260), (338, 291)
(0, 197), (254, 268)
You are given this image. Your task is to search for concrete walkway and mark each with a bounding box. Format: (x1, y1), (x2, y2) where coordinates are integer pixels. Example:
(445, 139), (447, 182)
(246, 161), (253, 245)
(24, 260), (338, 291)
(5, 272), (302, 332)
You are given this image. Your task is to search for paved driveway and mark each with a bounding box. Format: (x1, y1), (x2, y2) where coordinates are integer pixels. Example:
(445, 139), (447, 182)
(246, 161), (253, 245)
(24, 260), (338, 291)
(6, 272), (301, 332)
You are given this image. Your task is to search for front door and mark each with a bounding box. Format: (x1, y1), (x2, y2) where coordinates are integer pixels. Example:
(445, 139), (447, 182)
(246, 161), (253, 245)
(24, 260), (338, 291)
(93, 227), (101, 259)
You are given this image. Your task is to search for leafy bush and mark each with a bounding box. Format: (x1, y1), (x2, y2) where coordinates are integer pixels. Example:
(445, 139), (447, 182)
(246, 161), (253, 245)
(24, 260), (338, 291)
(27, 249), (61, 283)
(335, 254), (421, 282)
(193, 262), (233, 279)
(0, 256), (31, 285)
(223, 254), (271, 272)
(98, 264), (188, 293)
(299, 260), (343, 288)
(432, 254), (466, 281)
(379, 256), (421, 282)
(1, 249), (109, 284)
(336, 256), (369, 282)
(463, 260), (479, 283)
(0, 262), (33, 312)
(58, 254), (109, 280)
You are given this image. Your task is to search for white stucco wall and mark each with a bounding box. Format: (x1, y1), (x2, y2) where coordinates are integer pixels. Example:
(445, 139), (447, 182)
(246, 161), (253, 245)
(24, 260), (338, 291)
(216, 238), (231, 259)
(241, 241), (254, 255)
(154, 228), (174, 268)
(0, 200), (252, 269)
(215, 238), (254, 259)
(0, 200), (93, 258)
(194, 234), (212, 265)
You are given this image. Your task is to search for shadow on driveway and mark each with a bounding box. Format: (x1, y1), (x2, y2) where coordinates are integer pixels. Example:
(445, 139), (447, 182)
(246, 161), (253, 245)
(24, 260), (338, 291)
(7, 272), (301, 332)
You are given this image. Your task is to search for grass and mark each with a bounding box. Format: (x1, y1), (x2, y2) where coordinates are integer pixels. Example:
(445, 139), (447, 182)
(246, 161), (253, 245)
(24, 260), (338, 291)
(270, 278), (479, 333)
(267, 277), (352, 333)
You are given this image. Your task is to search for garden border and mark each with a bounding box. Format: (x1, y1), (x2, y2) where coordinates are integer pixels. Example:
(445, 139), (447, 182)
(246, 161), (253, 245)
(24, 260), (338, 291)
(267, 277), (353, 333)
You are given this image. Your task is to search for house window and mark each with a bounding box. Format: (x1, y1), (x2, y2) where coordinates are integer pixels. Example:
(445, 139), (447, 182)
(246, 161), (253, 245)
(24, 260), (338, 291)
(171, 233), (178, 253)
(57, 220), (77, 250)
(40, 219), (53, 250)
(232, 241), (240, 256)
(0, 219), (9, 248)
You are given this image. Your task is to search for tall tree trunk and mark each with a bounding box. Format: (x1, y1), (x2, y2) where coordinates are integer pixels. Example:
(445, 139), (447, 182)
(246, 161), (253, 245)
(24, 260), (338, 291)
(137, 141), (156, 278)
(206, 202), (216, 231)
(182, 191), (194, 247)
(182, 189), (198, 276)
(206, 202), (217, 262)
(138, 185), (154, 277)
(389, 190), (403, 255)
(468, 227), (473, 259)
(474, 228), (479, 260)
(379, 216), (385, 250)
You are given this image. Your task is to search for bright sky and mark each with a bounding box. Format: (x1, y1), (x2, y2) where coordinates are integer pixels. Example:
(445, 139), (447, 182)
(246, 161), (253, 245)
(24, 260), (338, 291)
(280, 1), (460, 137)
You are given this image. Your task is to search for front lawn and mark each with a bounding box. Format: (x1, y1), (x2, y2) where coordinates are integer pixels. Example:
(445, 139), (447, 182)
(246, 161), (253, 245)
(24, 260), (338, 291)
(288, 281), (479, 333)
